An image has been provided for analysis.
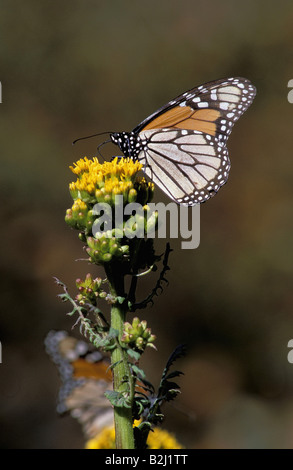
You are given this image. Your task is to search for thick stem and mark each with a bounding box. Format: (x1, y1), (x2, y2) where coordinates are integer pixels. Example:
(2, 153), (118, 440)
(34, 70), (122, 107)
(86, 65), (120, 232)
(106, 264), (135, 449)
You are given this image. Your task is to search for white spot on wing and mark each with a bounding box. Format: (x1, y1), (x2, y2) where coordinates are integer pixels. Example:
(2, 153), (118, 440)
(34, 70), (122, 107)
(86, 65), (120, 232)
(197, 101), (208, 108)
(219, 102), (229, 110)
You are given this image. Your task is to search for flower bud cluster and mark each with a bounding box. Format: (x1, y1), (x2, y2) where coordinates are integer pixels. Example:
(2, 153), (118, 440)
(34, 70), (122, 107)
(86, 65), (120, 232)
(75, 273), (107, 305)
(121, 317), (156, 352)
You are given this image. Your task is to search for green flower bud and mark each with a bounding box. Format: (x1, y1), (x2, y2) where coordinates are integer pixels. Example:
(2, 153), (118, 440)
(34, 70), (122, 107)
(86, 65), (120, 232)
(128, 188), (137, 203)
(99, 291), (107, 299)
(104, 194), (112, 205)
(95, 188), (103, 201)
(103, 253), (112, 262)
(132, 317), (140, 329)
(121, 245), (130, 255)
(135, 337), (145, 349)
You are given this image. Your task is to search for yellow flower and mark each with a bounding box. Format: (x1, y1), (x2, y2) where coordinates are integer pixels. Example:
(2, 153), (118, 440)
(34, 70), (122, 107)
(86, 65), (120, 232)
(85, 425), (183, 449)
(71, 198), (87, 213)
(68, 156), (154, 206)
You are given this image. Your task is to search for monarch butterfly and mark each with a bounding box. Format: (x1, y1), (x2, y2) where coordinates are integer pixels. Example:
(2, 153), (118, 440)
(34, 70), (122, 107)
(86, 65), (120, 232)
(45, 330), (113, 438)
(110, 77), (256, 205)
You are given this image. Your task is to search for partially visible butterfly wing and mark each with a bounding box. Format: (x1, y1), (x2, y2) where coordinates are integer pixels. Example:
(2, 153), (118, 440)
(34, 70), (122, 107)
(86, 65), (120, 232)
(135, 77), (256, 205)
(138, 128), (229, 205)
(45, 330), (113, 438)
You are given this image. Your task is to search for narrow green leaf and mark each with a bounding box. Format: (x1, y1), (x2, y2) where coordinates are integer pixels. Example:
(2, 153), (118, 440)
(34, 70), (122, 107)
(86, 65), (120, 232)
(131, 364), (146, 379)
(126, 349), (141, 361)
(108, 360), (123, 371)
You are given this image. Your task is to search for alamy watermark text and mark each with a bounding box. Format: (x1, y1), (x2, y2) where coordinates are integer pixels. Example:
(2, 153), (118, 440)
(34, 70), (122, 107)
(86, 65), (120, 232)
(92, 196), (200, 249)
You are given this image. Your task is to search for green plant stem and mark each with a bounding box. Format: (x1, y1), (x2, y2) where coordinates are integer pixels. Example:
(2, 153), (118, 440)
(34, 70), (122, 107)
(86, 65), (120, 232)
(106, 264), (135, 449)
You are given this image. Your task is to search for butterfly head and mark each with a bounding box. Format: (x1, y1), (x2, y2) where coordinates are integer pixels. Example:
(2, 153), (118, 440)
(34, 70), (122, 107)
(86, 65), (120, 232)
(110, 131), (141, 159)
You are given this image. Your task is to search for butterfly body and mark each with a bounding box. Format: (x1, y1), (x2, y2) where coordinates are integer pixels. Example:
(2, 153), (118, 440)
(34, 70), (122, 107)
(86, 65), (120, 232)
(110, 77), (256, 206)
(110, 131), (144, 158)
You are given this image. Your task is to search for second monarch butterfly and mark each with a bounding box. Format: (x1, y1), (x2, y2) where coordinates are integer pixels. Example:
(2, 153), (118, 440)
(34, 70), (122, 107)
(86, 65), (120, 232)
(45, 330), (113, 438)
(109, 77), (256, 205)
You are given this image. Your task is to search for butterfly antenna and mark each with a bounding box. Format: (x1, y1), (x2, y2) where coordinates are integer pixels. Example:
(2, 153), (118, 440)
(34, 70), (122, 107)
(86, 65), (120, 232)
(96, 138), (111, 161)
(72, 131), (113, 145)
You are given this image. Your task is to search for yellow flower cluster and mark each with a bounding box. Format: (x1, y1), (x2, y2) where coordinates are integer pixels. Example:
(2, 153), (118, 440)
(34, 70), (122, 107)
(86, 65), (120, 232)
(68, 156), (154, 207)
(69, 156), (148, 200)
(70, 156), (142, 179)
(85, 425), (183, 450)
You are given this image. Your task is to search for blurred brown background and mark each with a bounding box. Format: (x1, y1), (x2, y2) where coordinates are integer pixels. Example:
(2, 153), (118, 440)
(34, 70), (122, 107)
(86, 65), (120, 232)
(1, 0), (293, 449)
